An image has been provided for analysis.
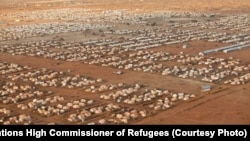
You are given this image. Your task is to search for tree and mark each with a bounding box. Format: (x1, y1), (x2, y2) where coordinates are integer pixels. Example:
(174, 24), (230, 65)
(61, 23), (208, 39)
(191, 20), (198, 23)
(151, 22), (157, 26)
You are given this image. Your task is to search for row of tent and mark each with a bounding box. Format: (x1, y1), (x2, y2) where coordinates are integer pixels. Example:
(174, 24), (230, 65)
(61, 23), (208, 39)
(202, 42), (250, 55)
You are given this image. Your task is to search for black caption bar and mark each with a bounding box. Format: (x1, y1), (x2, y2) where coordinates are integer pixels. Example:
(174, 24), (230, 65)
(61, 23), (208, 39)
(0, 125), (249, 140)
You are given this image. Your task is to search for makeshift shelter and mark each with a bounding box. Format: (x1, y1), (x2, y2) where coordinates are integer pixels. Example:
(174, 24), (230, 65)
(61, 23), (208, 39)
(201, 84), (211, 92)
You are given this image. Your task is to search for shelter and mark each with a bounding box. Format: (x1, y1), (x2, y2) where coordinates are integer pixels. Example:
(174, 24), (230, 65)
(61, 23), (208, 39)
(201, 84), (211, 92)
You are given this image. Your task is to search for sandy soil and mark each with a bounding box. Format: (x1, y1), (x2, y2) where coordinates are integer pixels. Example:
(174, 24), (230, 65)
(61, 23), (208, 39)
(0, 0), (250, 13)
